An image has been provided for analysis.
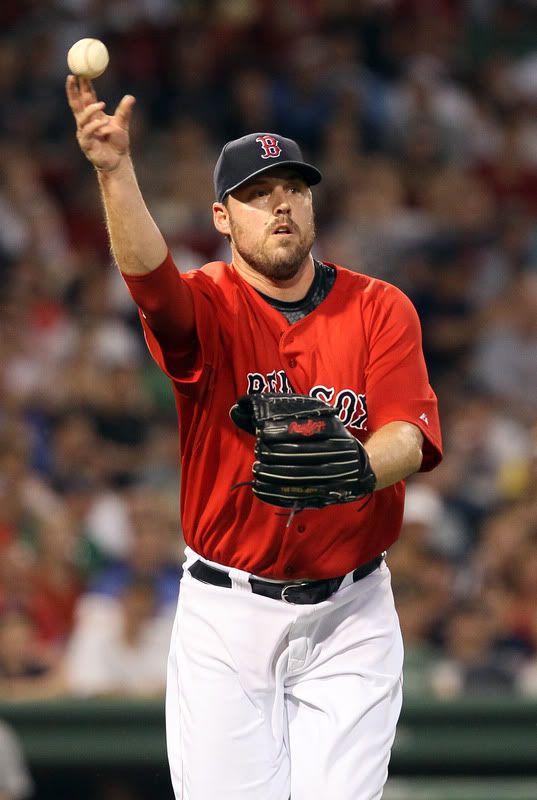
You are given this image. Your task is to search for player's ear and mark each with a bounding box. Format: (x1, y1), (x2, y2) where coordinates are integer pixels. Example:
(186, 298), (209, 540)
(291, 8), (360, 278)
(213, 202), (231, 236)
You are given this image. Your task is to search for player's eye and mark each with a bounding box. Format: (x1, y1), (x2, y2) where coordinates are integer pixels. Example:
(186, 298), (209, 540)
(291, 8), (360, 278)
(245, 190), (266, 203)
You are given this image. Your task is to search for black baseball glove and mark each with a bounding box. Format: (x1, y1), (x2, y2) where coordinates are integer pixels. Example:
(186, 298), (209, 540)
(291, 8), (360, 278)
(230, 393), (376, 510)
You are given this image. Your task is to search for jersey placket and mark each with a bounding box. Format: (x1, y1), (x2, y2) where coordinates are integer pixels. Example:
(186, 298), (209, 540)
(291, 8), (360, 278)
(279, 328), (304, 379)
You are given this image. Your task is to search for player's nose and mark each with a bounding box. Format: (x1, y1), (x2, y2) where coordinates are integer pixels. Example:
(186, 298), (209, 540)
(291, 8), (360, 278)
(272, 190), (291, 215)
(275, 201), (291, 215)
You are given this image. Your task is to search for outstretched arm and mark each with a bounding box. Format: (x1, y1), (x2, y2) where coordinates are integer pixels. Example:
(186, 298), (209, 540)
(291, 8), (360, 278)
(66, 74), (195, 345)
(66, 75), (166, 276)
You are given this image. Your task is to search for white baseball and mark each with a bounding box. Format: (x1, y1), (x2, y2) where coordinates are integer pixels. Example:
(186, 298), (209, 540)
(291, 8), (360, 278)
(67, 38), (109, 80)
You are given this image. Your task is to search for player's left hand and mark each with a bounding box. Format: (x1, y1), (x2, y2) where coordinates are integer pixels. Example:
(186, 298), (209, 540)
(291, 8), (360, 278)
(230, 393), (377, 510)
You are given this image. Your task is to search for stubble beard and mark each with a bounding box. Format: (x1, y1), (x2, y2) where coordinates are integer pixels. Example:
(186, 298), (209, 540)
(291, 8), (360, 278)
(230, 218), (316, 281)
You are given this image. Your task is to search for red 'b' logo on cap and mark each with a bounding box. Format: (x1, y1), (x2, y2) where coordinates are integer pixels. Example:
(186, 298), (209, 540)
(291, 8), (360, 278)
(256, 135), (282, 159)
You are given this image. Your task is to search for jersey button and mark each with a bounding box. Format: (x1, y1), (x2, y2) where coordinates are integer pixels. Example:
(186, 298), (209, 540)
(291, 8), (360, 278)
(284, 566), (294, 576)
(288, 358), (297, 368)
(297, 524), (306, 533)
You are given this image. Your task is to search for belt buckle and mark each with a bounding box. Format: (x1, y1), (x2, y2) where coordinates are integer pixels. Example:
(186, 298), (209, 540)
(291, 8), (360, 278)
(280, 581), (310, 604)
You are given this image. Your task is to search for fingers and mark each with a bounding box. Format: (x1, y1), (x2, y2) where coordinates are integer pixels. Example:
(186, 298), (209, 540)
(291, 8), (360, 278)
(114, 95), (136, 130)
(79, 76), (98, 102)
(78, 117), (111, 143)
(76, 100), (106, 129)
(66, 77), (135, 134)
(66, 75), (82, 114)
(66, 74), (99, 117)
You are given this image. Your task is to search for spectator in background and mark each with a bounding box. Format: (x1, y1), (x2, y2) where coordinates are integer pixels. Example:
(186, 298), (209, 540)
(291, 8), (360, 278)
(319, 155), (433, 282)
(388, 484), (458, 663)
(516, 525), (537, 692)
(475, 113), (537, 216)
(88, 487), (181, 611)
(26, 512), (83, 660)
(0, 610), (48, 683)
(397, 480), (467, 561)
(384, 55), (478, 167)
(392, 575), (443, 697)
(154, 115), (219, 261)
(431, 601), (518, 697)
(322, 24), (386, 151)
(0, 146), (69, 275)
(0, 434), (61, 556)
(65, 577), (173, 698)
(224, 67), (275, 143)
(0, 719), (33, 800)
(157, 27), (224, 131)
(88, 362), (153, 482)
(0, 543), (35, 620)
(471, 273), (537, 423)
(429, 391), (532, 534)
(47, 412), (104, 489)
(501, 536), (537, 656)
(0, 609), (63, 701)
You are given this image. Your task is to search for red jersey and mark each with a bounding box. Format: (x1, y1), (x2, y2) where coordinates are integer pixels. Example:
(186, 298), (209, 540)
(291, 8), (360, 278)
(123, 254), (442, 580)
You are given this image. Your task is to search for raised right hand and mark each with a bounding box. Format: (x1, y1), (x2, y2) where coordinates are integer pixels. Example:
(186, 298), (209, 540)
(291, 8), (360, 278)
(66, 75), (136, 172)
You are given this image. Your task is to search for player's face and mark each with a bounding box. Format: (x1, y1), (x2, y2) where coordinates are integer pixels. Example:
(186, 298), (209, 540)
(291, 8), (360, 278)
(222, 169), (316, 281)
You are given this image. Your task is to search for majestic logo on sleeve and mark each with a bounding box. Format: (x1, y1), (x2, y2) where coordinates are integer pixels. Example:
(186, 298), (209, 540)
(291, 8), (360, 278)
(246, 372), (368, 431)
(255, 135), (282, 159)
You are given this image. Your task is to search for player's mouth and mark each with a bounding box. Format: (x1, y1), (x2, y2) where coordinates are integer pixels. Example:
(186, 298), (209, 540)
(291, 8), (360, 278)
(271, 223), (295, 236)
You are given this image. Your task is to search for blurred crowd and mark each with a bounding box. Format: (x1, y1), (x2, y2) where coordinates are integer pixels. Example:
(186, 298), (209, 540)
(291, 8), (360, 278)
(1, 0), (537, 718)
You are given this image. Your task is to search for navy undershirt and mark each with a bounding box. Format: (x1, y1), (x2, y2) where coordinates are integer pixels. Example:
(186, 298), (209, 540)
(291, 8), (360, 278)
(256, 260), (336, 324)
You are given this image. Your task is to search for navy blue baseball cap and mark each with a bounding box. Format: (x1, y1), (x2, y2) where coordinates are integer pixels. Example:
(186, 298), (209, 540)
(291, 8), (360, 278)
(214, 132), (322, 203)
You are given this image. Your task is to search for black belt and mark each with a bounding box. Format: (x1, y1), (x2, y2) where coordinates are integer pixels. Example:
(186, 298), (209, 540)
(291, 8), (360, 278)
(188, 554), (384, 605)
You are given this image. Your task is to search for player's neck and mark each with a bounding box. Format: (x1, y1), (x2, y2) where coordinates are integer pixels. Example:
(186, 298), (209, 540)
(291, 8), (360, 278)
(232, 253), (315, 302)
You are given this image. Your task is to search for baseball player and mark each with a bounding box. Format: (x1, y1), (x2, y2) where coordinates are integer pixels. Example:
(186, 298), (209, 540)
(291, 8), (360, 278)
(67, 75), (442, 800)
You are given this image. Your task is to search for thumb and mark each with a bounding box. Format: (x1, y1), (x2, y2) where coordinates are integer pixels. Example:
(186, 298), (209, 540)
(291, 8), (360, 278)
(114, 94), (136, 129)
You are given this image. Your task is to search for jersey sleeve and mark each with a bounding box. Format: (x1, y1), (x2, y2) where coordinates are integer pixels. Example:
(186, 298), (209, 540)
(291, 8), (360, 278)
(364, 283), (442, 471)
(121, 252), (215, 388)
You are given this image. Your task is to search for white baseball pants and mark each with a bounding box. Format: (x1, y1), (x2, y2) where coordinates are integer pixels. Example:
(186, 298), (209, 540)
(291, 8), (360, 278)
(166, 548), (403, 800)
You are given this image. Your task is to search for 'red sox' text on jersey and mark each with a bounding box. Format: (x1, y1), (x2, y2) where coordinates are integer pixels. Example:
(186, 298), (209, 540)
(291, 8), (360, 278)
(123, 253), (442, 581)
